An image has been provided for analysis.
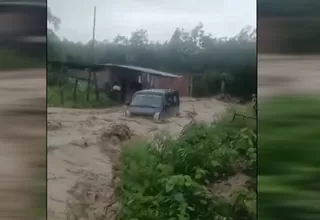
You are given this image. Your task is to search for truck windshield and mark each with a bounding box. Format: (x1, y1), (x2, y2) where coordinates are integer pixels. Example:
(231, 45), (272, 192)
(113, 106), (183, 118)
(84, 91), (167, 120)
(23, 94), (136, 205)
(131, 94), (162, 108)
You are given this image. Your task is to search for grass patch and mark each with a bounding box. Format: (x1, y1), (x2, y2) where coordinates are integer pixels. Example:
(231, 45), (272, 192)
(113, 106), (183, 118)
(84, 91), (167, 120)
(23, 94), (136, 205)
(48, 83), (115, 108)
(259, 96), (320, 220)
(120, 114), (256, 220)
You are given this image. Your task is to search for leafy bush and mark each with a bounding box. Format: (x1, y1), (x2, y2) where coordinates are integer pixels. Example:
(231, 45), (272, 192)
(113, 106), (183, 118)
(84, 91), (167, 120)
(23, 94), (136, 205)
(120, 117), (256, 220)
(259, 96), (320, 220)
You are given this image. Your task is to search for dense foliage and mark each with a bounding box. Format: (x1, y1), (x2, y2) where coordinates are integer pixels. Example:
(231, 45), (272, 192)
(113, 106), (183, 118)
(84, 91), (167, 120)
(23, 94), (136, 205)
(258, 0), (320, 18)
(277, 19), (320, 54)
(258, 0), (320, 54)
(121, 114), (256, 220)
(0, 49), (44, 70)
(48, 9), (256, 99)
(259, 96), (320, 220)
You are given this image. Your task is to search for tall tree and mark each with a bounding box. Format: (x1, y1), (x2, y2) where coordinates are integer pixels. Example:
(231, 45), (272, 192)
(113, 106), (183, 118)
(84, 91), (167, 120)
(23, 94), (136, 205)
(48, 23), (256, 99)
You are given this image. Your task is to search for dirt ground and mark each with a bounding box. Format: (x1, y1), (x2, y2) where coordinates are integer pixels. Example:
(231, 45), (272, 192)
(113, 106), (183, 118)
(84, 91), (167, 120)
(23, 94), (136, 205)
(47, 98), (229, 220)
(258, 54), (320, 97)
(0, 69), (46, 219)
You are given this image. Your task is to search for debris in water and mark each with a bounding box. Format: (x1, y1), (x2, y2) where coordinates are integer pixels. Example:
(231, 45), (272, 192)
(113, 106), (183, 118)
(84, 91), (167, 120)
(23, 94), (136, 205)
(100, 123), (132, 142)
(66, 171), (117, 220)
(47, 120), (62, 130)
(70, 139), (91, 149)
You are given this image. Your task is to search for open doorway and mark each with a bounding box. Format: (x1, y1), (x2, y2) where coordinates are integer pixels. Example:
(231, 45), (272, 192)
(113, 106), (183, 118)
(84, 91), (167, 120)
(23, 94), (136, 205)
(132, 81), (142, 91)
(124, 81), (143, 104)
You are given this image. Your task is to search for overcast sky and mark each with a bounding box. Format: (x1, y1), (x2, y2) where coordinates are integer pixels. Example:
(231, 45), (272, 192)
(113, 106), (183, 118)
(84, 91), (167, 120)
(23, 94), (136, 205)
(48, 0), (256, 43)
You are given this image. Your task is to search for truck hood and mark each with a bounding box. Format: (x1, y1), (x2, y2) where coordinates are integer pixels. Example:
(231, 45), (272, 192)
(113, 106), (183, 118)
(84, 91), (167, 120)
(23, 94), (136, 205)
(128, 106), (160, 116)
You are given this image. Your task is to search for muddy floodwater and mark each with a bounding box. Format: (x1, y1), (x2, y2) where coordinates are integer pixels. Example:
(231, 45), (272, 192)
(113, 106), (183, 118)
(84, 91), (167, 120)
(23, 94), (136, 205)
(47, 97), (228, 220)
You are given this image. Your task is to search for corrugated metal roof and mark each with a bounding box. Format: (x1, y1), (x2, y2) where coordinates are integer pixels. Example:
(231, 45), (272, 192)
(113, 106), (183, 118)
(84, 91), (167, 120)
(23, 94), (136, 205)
(48, 61), (105, 71)
(103, 63), (181, 78)
(47, 61), (181, 78)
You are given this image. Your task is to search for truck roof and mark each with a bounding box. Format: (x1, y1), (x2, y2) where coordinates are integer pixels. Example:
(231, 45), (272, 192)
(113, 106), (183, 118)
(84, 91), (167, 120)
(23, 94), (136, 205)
(135, 89), (178, 95)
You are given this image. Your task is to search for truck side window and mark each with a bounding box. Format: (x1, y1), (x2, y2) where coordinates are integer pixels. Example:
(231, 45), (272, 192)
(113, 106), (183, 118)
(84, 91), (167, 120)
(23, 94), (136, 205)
(173, 95), (177, 104)
(166, 94), (173, 105)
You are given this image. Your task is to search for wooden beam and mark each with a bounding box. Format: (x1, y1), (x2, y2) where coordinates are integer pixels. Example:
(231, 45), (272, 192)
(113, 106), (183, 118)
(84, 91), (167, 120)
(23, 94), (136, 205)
(59, 78), (64, 105)
(190, 75), (193, 97)
(59, 67), (66, 105)
(86, 71), (92, 101)
(73, 79), (79, 107)
(93, 71), (99, 101)
(232, 113), (256, 121)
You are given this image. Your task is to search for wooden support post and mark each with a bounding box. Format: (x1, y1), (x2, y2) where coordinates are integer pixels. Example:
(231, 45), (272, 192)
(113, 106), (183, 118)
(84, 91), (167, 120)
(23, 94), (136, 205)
(190, 75), (193, 97)
(59, 67), (65, 105)
(59, 79), (64, 105)
(73, 79), (79, 107)
(86, 71), (92, 101)
(232, 112), (236, 121)
(93, 71), (99, 101)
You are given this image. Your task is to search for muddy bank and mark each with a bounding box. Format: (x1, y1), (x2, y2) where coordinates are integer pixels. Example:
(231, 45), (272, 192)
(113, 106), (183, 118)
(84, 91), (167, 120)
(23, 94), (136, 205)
(258, 54), (320, 97)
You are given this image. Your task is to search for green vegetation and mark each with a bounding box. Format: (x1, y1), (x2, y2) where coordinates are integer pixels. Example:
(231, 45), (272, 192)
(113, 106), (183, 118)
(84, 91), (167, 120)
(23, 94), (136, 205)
(258, 0), (320, 18)
(0, 48), (45, 70)
(259, 96), (320, 220)
(48, 83), (114, 108)
(192, 71), (256, 99)
(48, 8), (256, 100)
(259, 0), (320, 54)
(120, 112), (256, 220)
